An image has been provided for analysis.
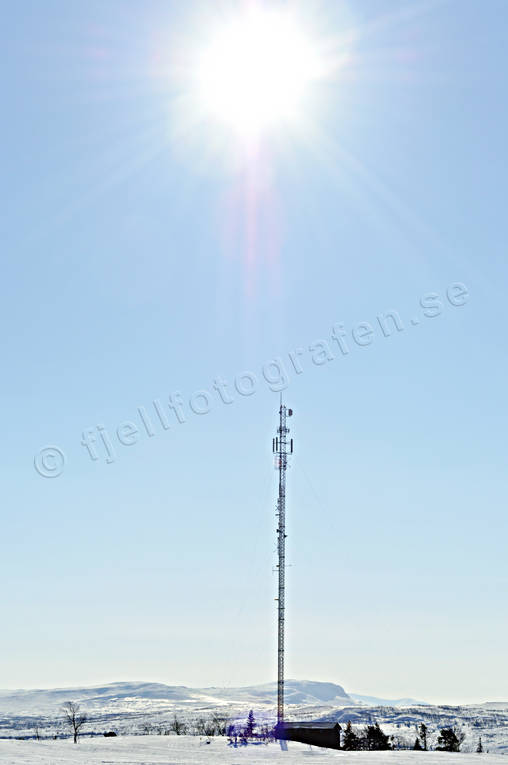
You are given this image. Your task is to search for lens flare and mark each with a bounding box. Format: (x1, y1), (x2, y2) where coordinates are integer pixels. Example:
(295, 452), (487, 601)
(194, 7), (324, 138)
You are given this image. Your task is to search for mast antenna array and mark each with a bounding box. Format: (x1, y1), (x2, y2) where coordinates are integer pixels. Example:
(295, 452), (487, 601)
(272, 400), (293, 727)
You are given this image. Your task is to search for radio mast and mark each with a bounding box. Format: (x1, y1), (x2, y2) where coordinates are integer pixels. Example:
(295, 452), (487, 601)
(272, 399), (293, 727)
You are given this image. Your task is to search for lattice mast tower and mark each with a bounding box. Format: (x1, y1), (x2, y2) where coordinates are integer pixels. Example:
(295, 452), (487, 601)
(272, 400), (293, 727)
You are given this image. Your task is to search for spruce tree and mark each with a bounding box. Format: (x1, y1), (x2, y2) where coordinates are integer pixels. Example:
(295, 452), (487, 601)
(414, 737), (423, 750)
(436, 728), (464, 753)
(363, 723), (391, 751)
(477, 737), (483, 753)
(245, 710), (256, 738)
(343, 721), (360, 751)
(419, 723), (428, 751)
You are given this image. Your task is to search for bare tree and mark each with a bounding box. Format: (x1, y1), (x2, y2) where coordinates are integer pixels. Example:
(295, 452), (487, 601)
(211, 712), (227, 736)
(204, 719), (217, 737)
(61, 701), (87, 743)
(170, 715), (187, 735)
(195, 717), (207, 736)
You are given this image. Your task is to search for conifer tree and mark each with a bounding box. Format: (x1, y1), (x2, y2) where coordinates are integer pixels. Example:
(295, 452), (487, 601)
(245, 710), (256, 738)
(419, 723), (428, 751)
(343, 721), (360, 750)
(363, 723), (391, 751)
(436, 728), (464, 752)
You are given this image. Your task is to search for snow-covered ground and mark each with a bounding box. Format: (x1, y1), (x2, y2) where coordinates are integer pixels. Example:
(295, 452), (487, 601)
(1, 682), (507, 754)
(1, 737), (507, 765)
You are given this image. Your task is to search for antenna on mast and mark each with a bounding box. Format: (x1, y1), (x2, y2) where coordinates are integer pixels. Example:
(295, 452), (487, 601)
(273, 399), (293, 729)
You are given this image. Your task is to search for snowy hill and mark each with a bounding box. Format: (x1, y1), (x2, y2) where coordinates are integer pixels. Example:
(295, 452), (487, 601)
(0, 682), (196, 714)
(350, 693), (428, 707)
(0, 680), (350, 716)
(215, 680), (350, 705)
(2, 681), (508, 753)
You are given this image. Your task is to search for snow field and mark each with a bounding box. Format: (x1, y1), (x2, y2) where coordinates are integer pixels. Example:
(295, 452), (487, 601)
(1, 737), (507, 765)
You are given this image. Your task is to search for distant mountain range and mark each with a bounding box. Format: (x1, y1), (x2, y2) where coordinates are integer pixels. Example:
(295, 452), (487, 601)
(0, 680), (428, 716)
(350, 693), (428, 707)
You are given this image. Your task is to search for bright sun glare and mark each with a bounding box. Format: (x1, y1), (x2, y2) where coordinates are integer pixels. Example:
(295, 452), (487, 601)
(195, 7), (324, 138)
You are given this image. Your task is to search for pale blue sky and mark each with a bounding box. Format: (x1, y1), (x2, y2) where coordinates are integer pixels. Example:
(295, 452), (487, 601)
(1, 0), (507, 705)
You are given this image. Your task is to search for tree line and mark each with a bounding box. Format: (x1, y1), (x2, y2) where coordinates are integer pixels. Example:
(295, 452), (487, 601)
(35, 702), (486, 752)
(342, 720), (482, 753)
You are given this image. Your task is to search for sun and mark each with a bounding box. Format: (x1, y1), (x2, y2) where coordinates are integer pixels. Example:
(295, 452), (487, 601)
(194, 7), (324, 139)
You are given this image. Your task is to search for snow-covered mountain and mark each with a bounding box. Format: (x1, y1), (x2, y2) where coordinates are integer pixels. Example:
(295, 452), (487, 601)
(350, 693), (428, 707)
(2, 681), (508, 753)
(216, 680), (351, 706)
(0, 680), (351, 716)
(0, 682), (195, 715)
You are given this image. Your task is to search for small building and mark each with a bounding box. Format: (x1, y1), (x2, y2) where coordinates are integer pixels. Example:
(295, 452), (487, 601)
(278, 721), (342, 749)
